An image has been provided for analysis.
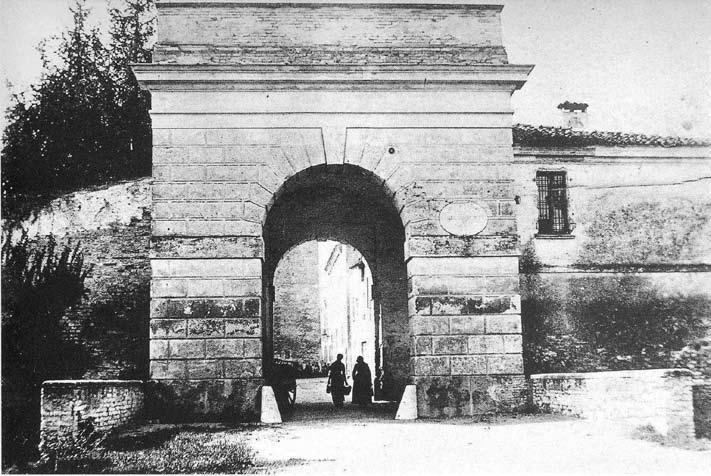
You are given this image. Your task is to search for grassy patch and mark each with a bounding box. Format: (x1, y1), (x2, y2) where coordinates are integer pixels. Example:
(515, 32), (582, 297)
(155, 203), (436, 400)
(32, 428), (255, 474)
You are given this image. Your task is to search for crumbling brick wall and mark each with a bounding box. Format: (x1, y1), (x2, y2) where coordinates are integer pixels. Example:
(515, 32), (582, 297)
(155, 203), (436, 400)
(40, 380), (144, 449)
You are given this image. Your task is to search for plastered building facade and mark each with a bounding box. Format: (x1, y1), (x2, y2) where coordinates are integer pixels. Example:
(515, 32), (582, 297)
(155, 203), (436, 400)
(133, 0), (710, 420)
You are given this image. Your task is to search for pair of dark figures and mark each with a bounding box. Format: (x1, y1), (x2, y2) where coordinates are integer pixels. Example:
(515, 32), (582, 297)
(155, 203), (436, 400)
(326, 354), (373, 407)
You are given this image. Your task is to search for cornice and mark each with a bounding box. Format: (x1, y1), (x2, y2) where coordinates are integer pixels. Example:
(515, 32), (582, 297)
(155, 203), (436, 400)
(132, 63), (534, 92)
(156, 1), (505, 11)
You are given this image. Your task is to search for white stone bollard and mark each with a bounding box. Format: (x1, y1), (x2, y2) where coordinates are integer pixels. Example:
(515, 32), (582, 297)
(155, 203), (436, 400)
(395, 385), (418, 420)
(260, 386), (282, 424)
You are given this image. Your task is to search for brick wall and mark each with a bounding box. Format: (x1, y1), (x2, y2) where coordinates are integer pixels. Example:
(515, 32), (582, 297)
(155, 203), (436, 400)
(154, 3), (507, 65)
(531, 369), (697, 439)
(40, 380), (144, 449)
(10, 179), (152, 380)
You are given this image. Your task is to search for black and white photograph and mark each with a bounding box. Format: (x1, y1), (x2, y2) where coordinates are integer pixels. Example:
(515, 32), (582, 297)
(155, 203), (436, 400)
(1, 0), (710, 473)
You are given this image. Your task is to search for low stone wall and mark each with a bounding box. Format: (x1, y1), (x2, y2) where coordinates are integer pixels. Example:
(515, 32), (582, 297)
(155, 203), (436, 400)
(693, 383), (711, 438)
(40, 380), (144, 447)
(530, 369), (696, 439)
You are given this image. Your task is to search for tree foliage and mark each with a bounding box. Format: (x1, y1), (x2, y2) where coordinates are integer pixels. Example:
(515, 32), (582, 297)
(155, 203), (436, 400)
(1, 234), (92, 467)
(1, 0), (154, 222)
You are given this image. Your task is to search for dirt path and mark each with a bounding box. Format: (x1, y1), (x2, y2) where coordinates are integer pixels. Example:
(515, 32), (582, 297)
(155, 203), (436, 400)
(234, 395), (710, 475)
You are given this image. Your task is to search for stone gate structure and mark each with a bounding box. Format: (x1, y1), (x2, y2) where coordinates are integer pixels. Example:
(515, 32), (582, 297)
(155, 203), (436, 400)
(134, 0), (533, 420)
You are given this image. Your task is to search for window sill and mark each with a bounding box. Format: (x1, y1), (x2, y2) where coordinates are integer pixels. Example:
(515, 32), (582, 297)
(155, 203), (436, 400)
(535, 234), (576, 240)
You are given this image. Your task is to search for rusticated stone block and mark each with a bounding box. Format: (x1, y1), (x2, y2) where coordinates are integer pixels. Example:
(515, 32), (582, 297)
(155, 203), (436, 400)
(451, 356), (486, 375)
(410, 316), (449, 336)
(186, 359), (222, 379)
(205, 339), (244, 358)
(151, 299), (247, 319)
(150, 339), (170, 359)
(468, 335), (505, 354)
(151, 360), (186, 379)
(225, 318), (261, 337)
(412, 336), (433, 355)
(487, 354), (523, 374)
(429, 296), (517, 315)
(244, 298), (261, 317)
(414, 376), (471, 418)
(223, 359), (261, 379)
(150, 319), (187, 339)
(470, 375), (529, 414)
(411, 356), (450, 376)
(145, 378), (260, 423)
(188, 319), (225, 338)
(151, 236), (264, 259)
(433, 336), (468, 355)
(243, 338), (262, 358)
(170, 339), (205, 359)
(449, 315), (486, 334)
(502, 334), (523, 353)
(486, 315), (522, 334)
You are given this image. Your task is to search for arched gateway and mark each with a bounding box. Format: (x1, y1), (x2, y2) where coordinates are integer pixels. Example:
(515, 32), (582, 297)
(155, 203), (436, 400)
(134, 0), (533, 420)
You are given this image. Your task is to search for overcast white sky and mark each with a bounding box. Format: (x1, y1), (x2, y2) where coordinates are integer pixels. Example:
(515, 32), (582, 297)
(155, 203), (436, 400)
(1, 0), (710, 137)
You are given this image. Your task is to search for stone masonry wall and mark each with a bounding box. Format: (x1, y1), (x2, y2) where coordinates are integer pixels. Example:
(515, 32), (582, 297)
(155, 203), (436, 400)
(273, 241), (322, 367)
(531, 369), (697, 439)
(40, 380), (144, 449)
(515, 147), (711, 375)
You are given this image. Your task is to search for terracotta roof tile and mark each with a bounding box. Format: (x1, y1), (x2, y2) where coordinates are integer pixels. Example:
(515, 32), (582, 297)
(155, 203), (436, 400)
(513, 124), (711, 148)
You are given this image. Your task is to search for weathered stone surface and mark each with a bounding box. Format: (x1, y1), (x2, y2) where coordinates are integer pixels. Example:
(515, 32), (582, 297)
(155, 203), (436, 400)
(415, 376), (471, 418)
(487, 354), (524, 374)
(170, 339), (206, 359)
(449, 316), (486, 334)
(150, 319), (188, 339)
(451, 356), (486, 375)
(470, 375), (529, 414)
(411, 356), (450, 376)
(486, 315), (522, 334)
(183, 360), (220, 379)
(151, 299), (257, 319)
(223, 359), (262, 379)
(187, 319), (225, 338)
(410, 316), (449, 336)
(205, 339), (244, 359)
(225, 318), (261, 338)
(433, 336), (468, 355)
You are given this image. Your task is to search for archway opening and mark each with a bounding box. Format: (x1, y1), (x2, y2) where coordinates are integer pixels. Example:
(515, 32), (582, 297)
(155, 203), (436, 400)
(263, 164), (409, 413)
(272, 240), (379, 406)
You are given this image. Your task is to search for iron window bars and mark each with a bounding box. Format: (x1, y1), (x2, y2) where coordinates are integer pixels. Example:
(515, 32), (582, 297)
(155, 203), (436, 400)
(535, 171), (571, 235)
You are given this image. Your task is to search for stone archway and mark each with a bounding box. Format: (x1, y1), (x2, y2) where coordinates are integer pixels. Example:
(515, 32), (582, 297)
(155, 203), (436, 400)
(136, 0), (532, 421)
(263, 164), (409, 401)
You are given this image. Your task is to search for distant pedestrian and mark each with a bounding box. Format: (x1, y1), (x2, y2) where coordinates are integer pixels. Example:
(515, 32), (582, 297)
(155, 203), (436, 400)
(351, 356), (373, 405)
(327, 354), (347, 407)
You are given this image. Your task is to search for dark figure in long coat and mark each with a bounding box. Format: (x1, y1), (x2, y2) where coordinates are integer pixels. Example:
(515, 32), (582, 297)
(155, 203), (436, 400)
(327, 354), (347, 407)
(352, 356), (373, 405)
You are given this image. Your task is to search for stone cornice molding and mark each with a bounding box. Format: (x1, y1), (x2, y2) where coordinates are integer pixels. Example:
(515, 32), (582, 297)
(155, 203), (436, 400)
(156, 0), (505, 10)
(132, 64), (534, 92)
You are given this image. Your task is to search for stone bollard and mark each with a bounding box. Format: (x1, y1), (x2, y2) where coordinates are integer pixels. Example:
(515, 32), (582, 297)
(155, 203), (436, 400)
(395, 385), (418, 420)
(260, 386), (282, 424)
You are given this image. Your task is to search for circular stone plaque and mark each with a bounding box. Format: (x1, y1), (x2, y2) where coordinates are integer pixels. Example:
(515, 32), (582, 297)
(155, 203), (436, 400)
(439, 202), (488, 236)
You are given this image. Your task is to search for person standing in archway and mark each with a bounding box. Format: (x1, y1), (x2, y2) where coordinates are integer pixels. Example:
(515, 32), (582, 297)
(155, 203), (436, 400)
(326, 354), (347, 408)
(351, 356), (373, 405)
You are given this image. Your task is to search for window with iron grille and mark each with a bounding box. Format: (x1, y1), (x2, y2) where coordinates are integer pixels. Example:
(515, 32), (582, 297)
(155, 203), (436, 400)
(535, 171), (571, 235)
